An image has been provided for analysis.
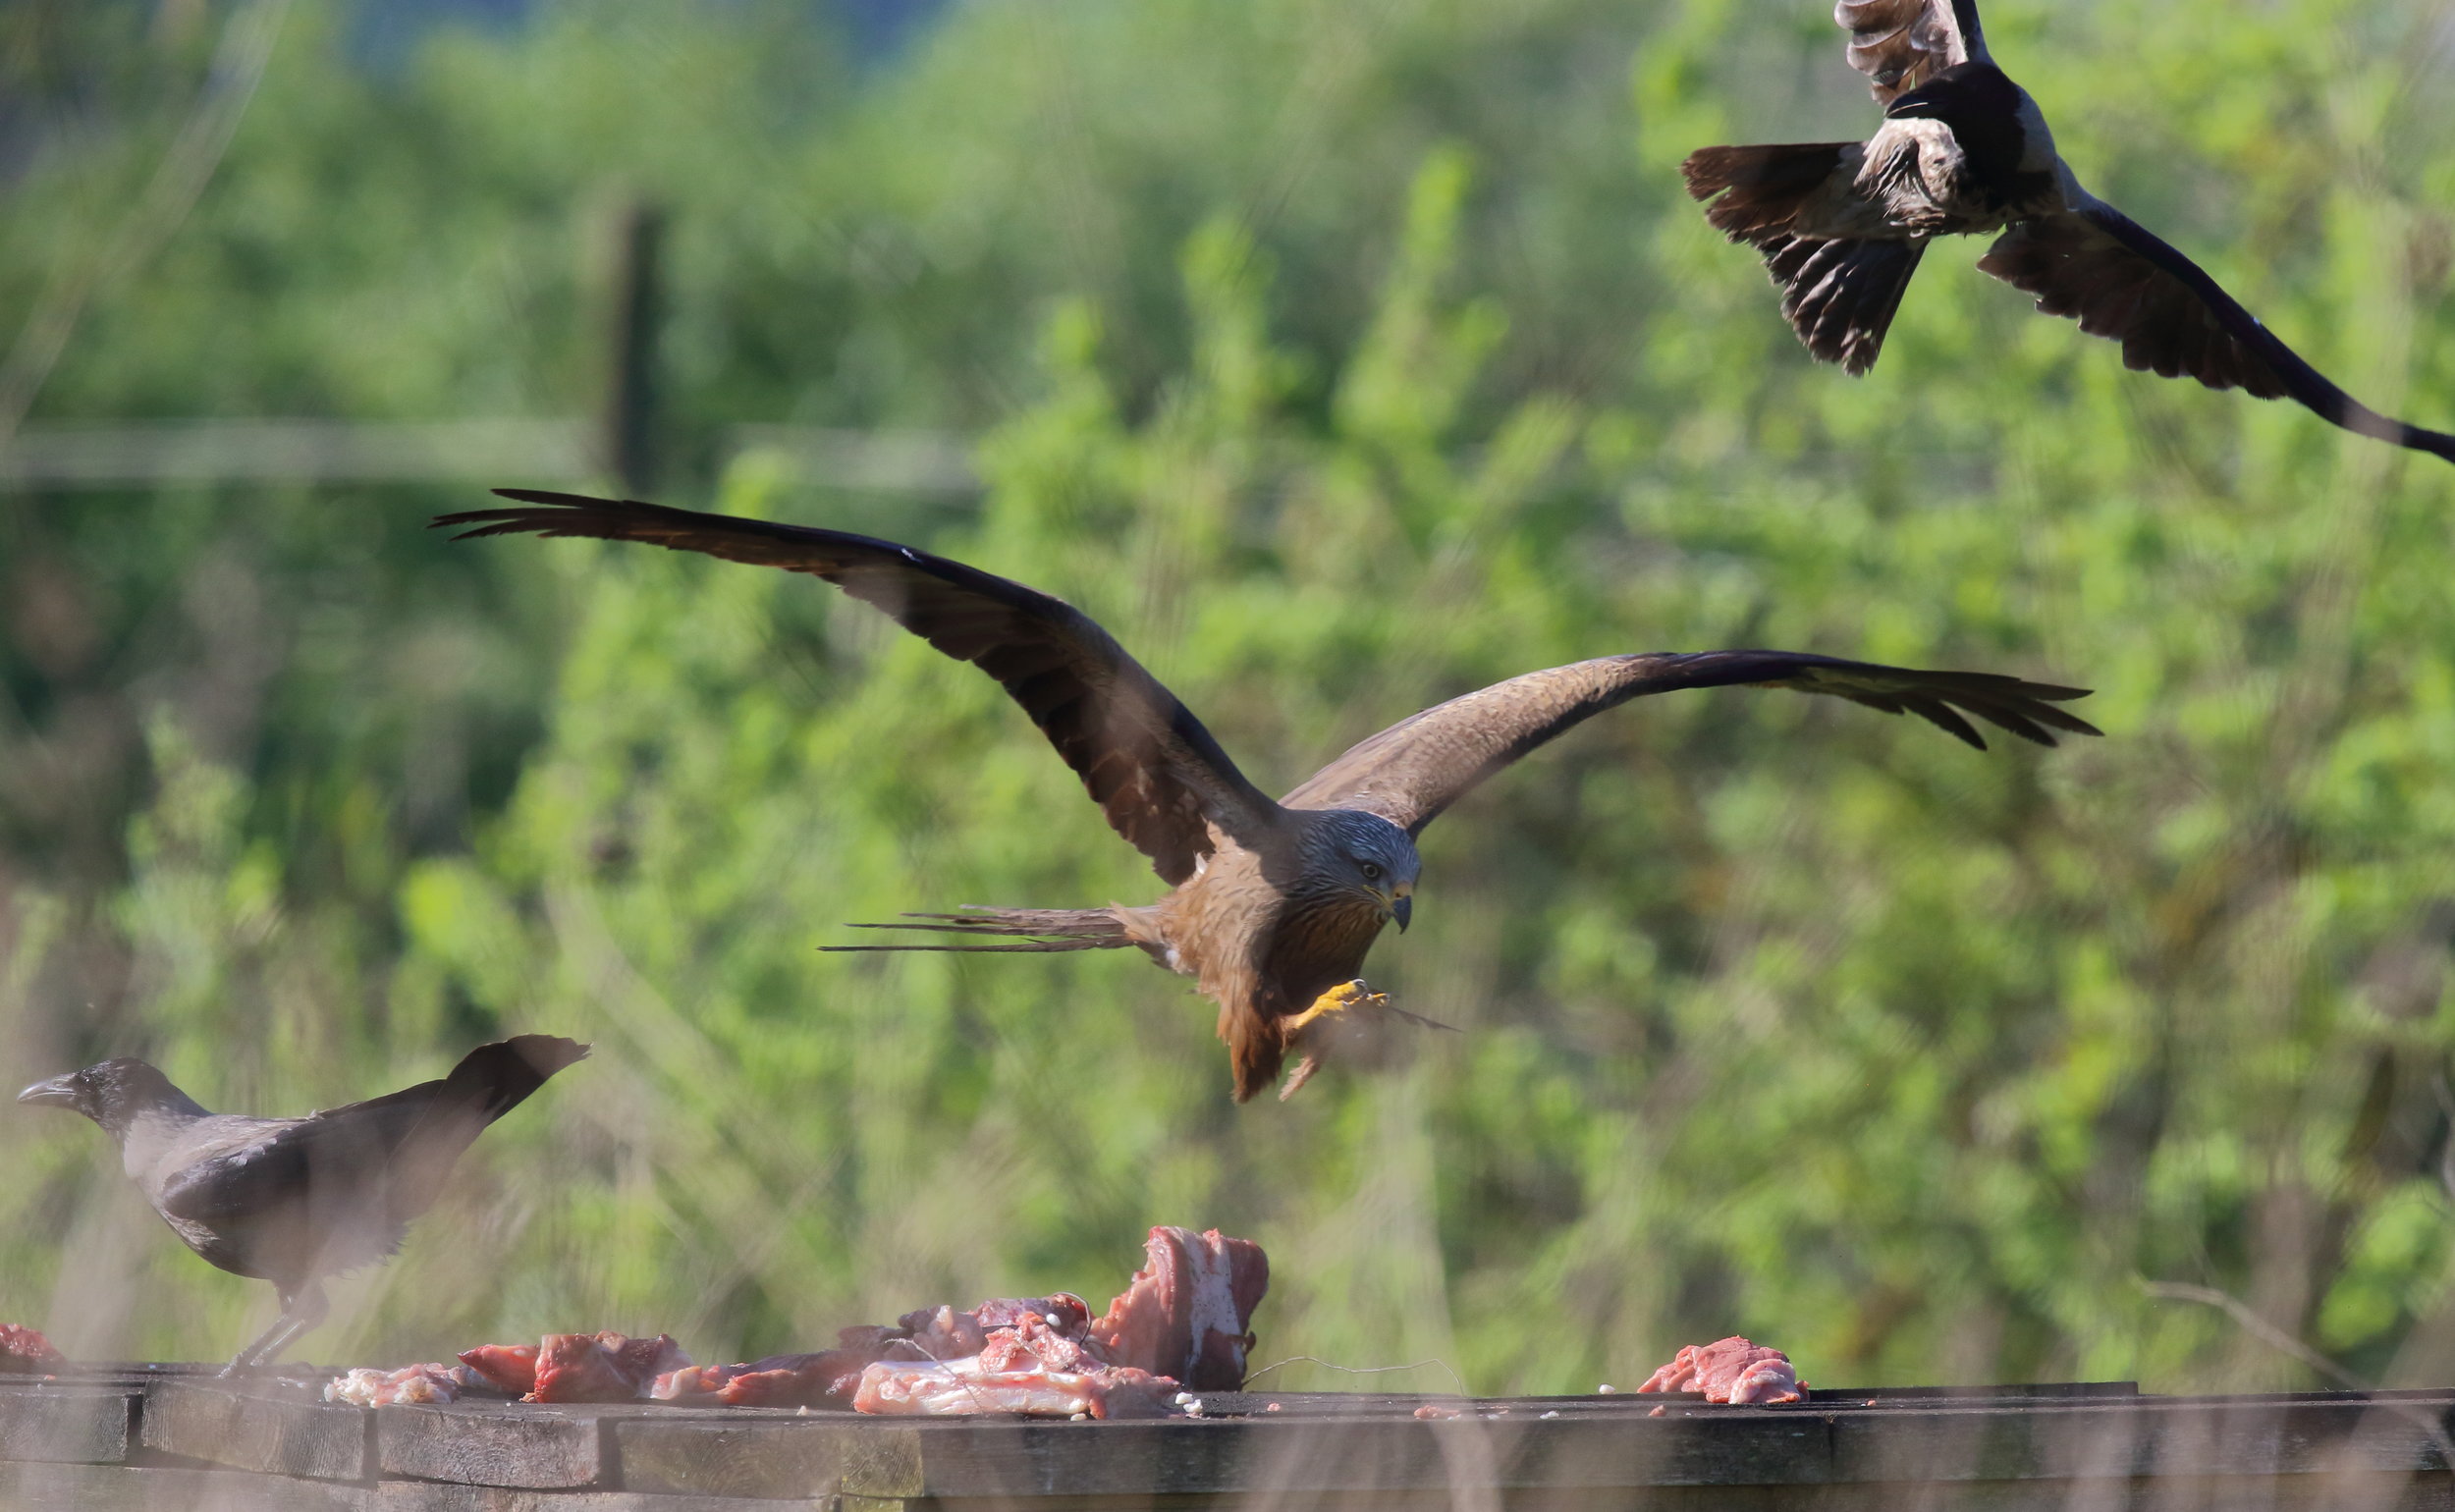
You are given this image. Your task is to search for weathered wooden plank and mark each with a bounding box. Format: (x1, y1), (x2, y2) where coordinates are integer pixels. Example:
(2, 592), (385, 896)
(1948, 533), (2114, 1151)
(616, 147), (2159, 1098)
(614, 1411), (924, 1500)
(142, 1375), (374, 1483)
(0, 1457), (371, 1511)
(375, 1398), (616, 1488)
(1832, 1394), (2455, 1485)
(0, 1457), (842, 1511)
(0, 1381), (137, 1465)
(880, 1410), (1837, 1499)
(925, 1474), (2452, 1512)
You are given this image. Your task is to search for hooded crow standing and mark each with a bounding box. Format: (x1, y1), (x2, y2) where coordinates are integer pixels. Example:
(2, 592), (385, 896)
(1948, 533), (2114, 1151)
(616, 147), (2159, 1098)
(1681, 0), (2455, 462)
(18, 1035), (587, 1374)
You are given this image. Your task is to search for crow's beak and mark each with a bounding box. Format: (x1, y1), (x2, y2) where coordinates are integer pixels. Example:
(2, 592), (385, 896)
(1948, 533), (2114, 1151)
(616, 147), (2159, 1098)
(1885, 81), (1943, 120)
(1391, 886), (1413, 934)
(17, 1074), (79, 1108)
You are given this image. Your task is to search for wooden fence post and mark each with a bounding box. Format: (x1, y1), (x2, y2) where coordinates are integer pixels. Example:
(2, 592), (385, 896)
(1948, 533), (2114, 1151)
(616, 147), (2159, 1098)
(601, 199), (664, 495)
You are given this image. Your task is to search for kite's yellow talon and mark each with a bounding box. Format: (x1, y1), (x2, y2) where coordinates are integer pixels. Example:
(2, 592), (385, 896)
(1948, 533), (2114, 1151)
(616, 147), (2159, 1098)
(1284, 979), (1387, 1036)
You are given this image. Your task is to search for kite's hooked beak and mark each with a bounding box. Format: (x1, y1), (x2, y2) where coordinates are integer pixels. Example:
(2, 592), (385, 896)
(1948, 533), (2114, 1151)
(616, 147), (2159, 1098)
(16, 1074), (79, 1108)
(1390, 882), (1413, 934)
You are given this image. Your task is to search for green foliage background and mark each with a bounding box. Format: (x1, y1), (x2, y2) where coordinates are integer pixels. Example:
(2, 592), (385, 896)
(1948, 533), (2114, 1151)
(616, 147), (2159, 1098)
(5, 0), (2455, 1398)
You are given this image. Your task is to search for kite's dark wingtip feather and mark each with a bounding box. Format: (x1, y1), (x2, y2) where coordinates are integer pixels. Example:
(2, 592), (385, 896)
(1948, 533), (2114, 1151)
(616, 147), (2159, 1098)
(490, 486), (607, 508)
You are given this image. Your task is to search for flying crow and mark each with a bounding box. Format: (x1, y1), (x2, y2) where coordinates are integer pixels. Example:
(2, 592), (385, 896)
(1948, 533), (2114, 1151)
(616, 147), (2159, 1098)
(1682, 0), (2455, 461)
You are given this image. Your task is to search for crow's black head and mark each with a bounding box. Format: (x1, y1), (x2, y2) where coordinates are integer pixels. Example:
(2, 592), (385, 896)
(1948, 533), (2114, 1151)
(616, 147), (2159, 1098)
(18, 1058), (207, 1138)
(1884, 61), (2023, 126)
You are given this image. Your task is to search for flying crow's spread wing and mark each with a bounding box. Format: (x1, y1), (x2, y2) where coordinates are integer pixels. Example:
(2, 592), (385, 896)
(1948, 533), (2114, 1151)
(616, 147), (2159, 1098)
(1980, 195), (2455, 461)
(1280, 651), (2098, 836)
(439, 493), (1284, 886)
(1836, 0), (1989, 104)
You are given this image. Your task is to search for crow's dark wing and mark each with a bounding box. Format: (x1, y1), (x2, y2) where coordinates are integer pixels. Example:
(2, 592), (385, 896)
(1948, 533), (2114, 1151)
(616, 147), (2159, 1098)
(439, 493), (1286, 885)
(1981, 196), (2455, 462)
(1280, 651), (2098, 836)
(1836, 0), (1989, 105)
(152, 1037), (587, 1271)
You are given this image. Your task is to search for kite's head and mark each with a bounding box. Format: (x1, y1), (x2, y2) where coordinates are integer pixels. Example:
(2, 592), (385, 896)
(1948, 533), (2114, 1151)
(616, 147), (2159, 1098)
(1311, 808), (1421, 932)
(17, 1057), (201, 1138)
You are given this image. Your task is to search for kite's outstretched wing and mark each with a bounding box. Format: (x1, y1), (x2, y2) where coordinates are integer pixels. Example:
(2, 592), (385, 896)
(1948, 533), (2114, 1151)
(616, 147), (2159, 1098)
(1980, 196), (2455, 462)
(1280, 650), (2098, 836)
(440, 493), (1283, 885)
(1836, 0), (1989, 105)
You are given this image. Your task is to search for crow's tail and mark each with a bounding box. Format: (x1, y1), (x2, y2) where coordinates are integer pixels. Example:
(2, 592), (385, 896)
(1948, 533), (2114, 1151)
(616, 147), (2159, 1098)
(440, 1035), (591, 1124)
(826, 907), (1136, 953)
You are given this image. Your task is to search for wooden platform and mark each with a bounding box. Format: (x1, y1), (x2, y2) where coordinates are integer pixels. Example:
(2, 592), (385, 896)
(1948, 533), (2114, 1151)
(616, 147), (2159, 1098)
(4, 1367), (2454, 1509)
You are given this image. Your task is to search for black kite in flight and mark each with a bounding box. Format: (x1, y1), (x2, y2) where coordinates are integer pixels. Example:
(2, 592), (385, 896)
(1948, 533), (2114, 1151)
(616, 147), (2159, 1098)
(442, 494), (2098, 1102)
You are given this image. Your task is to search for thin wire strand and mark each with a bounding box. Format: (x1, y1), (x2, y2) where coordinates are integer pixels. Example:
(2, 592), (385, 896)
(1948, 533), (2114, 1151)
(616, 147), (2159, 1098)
(1241, 1353), (1469, 1397)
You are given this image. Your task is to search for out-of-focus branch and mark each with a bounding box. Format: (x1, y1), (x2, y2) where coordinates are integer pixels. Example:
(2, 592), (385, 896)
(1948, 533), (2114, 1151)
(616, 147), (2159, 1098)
(2143, 1278), (2455, 1465)
(0, 0), (290, 454)
(2140, 1278), (2370, 1391)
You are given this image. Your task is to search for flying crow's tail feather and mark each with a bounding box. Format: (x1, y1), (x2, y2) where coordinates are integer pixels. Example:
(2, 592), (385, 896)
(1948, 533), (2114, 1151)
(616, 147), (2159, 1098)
(437, 1035), (590, 1124)
(1759, 234), (1926, 375)
(827, 907), (1134, 953)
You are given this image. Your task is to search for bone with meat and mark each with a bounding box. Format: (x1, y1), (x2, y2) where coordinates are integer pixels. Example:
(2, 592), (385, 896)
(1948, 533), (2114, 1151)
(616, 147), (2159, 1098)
(1088, 1227), (1268, 1390)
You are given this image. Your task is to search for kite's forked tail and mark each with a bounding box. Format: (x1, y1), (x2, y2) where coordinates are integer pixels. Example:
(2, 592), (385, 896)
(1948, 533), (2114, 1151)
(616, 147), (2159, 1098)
(827, 906), (1136, 953)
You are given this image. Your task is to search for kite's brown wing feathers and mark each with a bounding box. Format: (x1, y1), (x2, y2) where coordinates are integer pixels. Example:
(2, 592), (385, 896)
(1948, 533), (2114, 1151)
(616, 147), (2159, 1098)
(1281, 650), (2098, 836)
(1835, 0), (1988, 105)
(437, 492), (1283, 885)
(1981, 200), (2455, 460)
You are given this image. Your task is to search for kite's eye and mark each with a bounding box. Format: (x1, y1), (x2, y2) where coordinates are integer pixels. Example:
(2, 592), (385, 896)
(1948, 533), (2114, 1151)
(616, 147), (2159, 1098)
(1360, 862), (1383, 883)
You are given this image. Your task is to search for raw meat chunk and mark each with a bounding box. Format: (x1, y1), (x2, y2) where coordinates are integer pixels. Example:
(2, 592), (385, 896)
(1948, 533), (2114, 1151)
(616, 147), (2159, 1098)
(599, 1331), (691, 1387)
(526, 1333), (644, 1403)
(458, 1343), (539, 1395)
(0, 1324), (63, 1373)
(1635, 1337), (1803, 1405)
(1089, 1227), (1269, 1389)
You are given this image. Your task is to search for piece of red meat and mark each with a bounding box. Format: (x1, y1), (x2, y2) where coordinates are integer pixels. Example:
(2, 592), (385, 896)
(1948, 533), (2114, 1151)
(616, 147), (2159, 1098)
(458, 1343), (539, 1396)
(0, 1324), (63, 1373)
(1635, 1337), (1803, 1405)
(598, 1331), (691, 1389)
(1088, 1227), (1269, 1389)
(525, 1333), (643, 1404)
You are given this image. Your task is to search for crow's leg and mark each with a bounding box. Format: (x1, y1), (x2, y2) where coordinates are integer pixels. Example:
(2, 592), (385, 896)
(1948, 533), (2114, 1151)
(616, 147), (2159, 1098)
(222, 1281), (328, 1376)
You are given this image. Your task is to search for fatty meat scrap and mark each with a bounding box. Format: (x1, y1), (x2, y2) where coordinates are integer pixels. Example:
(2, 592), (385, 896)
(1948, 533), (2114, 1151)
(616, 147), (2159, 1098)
(649, 1327), (906, 1409)
(323, 1363), (485, 1406)
(0, 1324), (64, 1373)
(1635, 1337), (1804, 1405)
